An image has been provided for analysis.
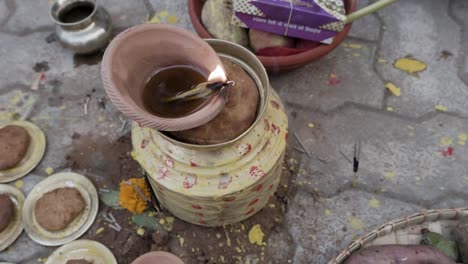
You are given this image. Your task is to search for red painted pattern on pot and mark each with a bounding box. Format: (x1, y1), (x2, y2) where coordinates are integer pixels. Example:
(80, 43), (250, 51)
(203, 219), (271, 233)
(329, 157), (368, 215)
(250, 166), (266, 179)
(236, 143), (252, 156)
(271, 124), (280, 135)
(183, 173), (197, 189)
(218, 174), (232, 189)
(157, 166), (169, 180)
(264, 118), (270, 131)
(141, 138), (149, 149)
(270, 100), (280, 110)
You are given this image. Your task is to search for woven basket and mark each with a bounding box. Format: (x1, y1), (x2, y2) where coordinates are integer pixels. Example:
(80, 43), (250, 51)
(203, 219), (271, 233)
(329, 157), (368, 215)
(329, 208), (468, 264)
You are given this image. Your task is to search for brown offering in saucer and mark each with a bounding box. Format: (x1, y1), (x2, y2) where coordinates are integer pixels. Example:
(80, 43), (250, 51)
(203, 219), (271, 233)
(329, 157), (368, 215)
(0, 125), (30, 170)
(0, 194), (13, 232)
(66, 259), (93, 264)
(170, 58), (259, 144)
(34, 187), (85, 231)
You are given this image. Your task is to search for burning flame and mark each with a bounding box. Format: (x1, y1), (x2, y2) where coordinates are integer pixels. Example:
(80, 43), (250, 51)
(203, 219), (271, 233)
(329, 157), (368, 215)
(208, 64), (227, 82)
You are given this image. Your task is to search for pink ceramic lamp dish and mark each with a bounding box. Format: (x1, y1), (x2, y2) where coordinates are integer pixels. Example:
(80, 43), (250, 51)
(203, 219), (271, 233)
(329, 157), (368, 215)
(101, 24), (228, 131)
(131, 251), (185, 264)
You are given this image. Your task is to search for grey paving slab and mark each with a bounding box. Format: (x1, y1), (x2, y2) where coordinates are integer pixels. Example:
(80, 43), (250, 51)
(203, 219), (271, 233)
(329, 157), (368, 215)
(99, 0), (148, 30)
(286, 190), (422, 264)
(375, 0), (468, 118)
(0, 0), (10, 27)
(271, 40), (385, 113)
(347, 0), (381, 41)
(147, 0), (194, 32)
(0, 32), (59, 85)
(450, 0), (468, 86)
(1, 0), (52, 33)
(286, 104), (468, 207)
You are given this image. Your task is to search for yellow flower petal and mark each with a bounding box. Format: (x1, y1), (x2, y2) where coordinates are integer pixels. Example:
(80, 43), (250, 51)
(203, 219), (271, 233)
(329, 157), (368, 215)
(435, 105), (448, 112)
(248, 224), (266, 246)
(440, 137), (453, 146)
(385, 82), (401, 96)
(394, 57), (426, 74)
(349, 43), (362, 49)
(167, 15), (178, 24)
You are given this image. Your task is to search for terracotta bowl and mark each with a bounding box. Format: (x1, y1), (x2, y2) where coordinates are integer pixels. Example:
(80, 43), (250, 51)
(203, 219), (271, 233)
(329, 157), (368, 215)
(188, 0), (357, 72)
(131, 251), (185, 264)
(101, 24), (228, 131)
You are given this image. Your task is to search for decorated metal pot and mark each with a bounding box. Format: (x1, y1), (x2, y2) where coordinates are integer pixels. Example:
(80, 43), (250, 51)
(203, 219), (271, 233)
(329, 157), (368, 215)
(131, 40), (288, 226)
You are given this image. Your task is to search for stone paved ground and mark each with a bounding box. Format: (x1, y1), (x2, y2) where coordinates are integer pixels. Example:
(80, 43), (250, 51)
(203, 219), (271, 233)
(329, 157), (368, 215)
(1, 0), (468, 263)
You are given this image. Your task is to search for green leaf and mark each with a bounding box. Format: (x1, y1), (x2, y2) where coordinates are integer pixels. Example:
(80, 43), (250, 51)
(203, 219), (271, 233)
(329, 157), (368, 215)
(99, 190), (122, 209)
(132, 213), (161, 231)
(421, 231), (459, 261)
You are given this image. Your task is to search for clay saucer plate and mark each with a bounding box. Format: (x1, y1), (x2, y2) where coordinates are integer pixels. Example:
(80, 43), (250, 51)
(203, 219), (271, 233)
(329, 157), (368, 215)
(45, 239), (117, 264)
(0, 184), (25, 252)
(131, 251), (185, 264)
(22, 172), (98, 246)
(0, 121), (46, 183)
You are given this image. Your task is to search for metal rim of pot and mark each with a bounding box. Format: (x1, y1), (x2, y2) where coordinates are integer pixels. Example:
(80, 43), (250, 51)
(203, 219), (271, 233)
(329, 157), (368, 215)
(157, 38), (271, 149)
(50, 0), (98, 27)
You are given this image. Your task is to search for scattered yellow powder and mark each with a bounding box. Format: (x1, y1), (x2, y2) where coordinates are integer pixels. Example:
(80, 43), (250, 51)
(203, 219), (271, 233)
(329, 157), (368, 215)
(458, 133), (468, 145)
(308, 123), (315, 128)
(146, 15), (160, 23)
(137, 227), (145, 236)
(349, 43), (362, 49)
(160, 216), (174, 231)
(96, 227), (104, 235)
(378, 58), (387, 63)
(178, 235), (185, 247)
(384, 171), (396, 180)
(325, 209), (331, 216)
(119, 178), (151, 214)
(158, 10), (169, 18)
(440, 137), (453, 146)
(45, 167), (54, 176)
(369, 197), (380, 209)
(348, 217), (365, 230)
(14, 180), (24, 189)
(167, 15), (178, 24)
(386, 107), (394, 112)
